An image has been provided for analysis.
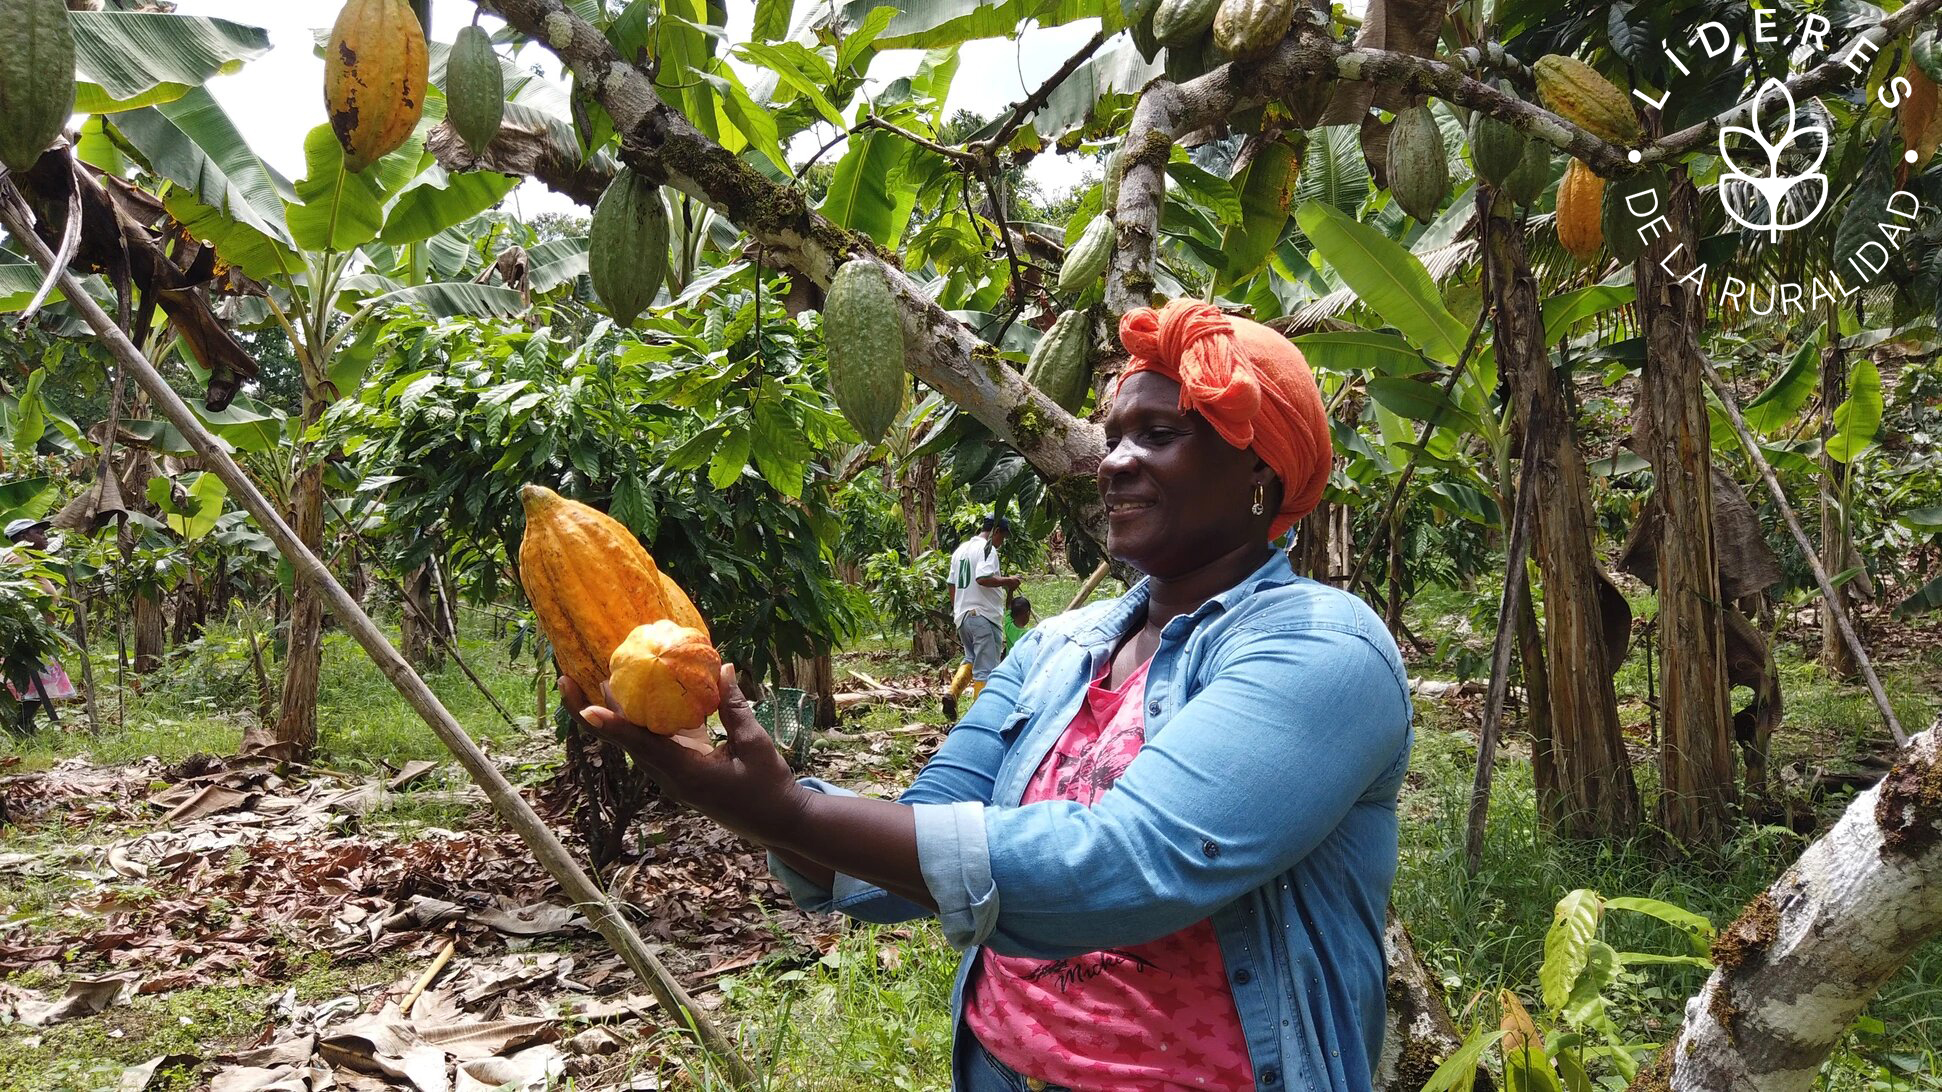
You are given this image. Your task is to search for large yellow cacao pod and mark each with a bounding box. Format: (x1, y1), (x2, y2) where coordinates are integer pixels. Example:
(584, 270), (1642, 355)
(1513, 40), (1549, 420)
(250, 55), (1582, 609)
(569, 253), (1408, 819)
(518, 483), (674, 697)
(1556, 159), (1605, 263)
(1534, 55), (1640, 145)
(325, 0), (429, 172)
(0, 0), (75, 173)
(656, 570), (709, 639)
(609, 620), (721, 735)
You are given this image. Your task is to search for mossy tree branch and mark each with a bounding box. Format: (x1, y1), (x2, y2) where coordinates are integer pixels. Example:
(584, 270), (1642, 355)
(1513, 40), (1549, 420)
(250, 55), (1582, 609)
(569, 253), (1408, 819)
(468, 0), (1106, 540)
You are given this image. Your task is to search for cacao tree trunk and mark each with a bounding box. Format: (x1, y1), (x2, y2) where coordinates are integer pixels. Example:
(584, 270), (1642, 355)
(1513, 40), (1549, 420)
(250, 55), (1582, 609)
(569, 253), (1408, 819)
(1292, 499), (1333, 583)
(1377, 912), (1494, 1091)
(1481, 190), (1636, 837)
(249, 460), (325, 760)
(1636, 171), (1735, 846)
(1514, 575), (1558, 818)
(132, 587), (165, 674)
(1632, 725), (1942, 1091)
(1819, 313), (1862, 680)
(402, 562), (442, 672)
(898, 454), (947, 662)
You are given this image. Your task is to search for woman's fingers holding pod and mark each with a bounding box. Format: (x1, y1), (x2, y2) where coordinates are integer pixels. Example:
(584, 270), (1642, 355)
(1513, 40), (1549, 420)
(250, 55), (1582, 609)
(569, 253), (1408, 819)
(715, 664), (768, 750)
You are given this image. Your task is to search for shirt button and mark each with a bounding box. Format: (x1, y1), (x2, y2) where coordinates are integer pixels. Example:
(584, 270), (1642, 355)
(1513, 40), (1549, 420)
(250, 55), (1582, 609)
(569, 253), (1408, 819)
(1147, 699), (1162, 716)
(1260, 1066), (1279, 1085)
(1232, 968), (1252, 985)
(1201, 839), (1220, 858)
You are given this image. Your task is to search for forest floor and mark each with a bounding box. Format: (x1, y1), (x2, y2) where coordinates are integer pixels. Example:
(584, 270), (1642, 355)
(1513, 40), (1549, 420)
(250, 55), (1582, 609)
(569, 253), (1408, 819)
(1, 567), (1940, 1090)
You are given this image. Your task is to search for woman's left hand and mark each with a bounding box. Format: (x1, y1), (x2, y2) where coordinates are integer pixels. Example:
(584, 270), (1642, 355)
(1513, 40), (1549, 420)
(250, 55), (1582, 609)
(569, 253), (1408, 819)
(562, 664), (808, 846)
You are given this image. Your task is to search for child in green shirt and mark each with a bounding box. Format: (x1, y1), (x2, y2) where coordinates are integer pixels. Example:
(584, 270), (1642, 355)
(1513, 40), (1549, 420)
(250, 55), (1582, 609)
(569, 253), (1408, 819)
(1003, 594), (1033, 652)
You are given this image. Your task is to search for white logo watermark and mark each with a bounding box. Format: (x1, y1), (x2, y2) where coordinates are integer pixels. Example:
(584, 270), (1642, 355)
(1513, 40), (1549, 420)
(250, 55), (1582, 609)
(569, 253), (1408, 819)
(1613, 11), (1925, 317)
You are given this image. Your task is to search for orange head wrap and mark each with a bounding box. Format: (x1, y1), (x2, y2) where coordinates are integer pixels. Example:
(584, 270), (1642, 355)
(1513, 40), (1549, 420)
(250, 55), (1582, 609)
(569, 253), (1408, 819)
(1117, 300), (1332, 540)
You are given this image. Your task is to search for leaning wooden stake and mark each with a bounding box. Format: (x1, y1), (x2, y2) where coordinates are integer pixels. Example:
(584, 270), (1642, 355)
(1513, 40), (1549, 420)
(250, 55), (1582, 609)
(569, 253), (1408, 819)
(1465, 451), (1535, 875)
(1065, 559), (1113, 612)
(0, 183), (760, 1090)
(1699, 355), (1906, 746)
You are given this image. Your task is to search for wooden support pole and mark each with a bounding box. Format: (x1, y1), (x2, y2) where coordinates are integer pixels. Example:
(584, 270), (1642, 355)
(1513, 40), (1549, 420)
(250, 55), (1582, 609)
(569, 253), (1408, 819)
(0, 181), (760, 1090)
(1065, 559), (1113, 613)
(1699, 354), (1907, 747)
(1465, 451), (1535, 875)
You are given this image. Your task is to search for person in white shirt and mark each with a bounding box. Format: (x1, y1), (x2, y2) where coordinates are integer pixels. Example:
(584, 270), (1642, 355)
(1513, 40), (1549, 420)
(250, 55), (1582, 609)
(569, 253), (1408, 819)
(942, 516), (1020, 721)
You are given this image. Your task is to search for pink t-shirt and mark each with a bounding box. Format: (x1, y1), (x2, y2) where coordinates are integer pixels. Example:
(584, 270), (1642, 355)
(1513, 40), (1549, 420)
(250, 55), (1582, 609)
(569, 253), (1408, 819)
(963, 656), (1255, 1090)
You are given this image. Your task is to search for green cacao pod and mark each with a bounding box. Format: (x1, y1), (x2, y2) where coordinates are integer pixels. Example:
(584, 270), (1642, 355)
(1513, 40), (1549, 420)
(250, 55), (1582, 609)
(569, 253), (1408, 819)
(1502, 138), (1554, 207)
(1153, 0), (1220, 48)
(0, 0), (75, 173)
(824, 260), (906, 445)
(1213, 0), (1294, 59)
(445, 23), (504, 155)
(1556, 158), (1605, 263)
(1469, 110), (1527, 189)
(1059, 214), (1114, 295)
(1534, 54), (1641, 144)
(1386, 105), (1449, 223)
(588, 169), (670, 327)
(1916, 30), (1942, 86)
(325, 0), (430, 172)
(1125, 0), (1164, 62)
(1023, 309), (1092, 412)
(1601, 169), (1667, 264)
(1102, 144), (1125, 211)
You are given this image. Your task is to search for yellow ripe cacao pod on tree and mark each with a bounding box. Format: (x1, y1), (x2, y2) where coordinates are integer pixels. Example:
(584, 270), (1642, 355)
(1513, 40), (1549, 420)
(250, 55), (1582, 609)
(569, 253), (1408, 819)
(518, 483), (675, 697)
(1556, 158), (1606, 263)
(1534, 55), (1641, 145)
(325, 0), (429, 172)
(608, 620), (722, 735)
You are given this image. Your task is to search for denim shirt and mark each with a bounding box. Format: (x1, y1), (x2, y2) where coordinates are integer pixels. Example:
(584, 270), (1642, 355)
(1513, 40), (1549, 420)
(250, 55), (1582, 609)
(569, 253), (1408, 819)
(772, 552), (1413, 1091)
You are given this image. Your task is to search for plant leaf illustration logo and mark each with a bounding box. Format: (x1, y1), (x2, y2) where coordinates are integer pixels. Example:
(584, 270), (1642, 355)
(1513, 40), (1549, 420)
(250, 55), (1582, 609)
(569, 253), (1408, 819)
(1718, 78), (1830, 241)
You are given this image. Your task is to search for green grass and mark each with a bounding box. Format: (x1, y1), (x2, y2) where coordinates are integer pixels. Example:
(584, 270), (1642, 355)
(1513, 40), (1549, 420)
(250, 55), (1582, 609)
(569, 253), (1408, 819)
(6, 584), (1941, 1090)
(0, 610), (539, 776)
(615, 922), (962, 1092)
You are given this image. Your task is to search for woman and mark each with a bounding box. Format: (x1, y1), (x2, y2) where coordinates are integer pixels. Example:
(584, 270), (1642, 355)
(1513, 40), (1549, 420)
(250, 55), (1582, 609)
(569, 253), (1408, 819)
(3, 519), (77, 733)
(570, 300), (1413, 1091)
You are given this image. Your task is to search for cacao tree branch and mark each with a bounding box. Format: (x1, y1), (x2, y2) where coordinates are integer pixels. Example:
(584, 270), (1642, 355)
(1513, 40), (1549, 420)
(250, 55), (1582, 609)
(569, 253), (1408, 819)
(1633, 725), (1939, 1090)
(977, 29), (1109, 156)
(464, 0), (1106, 541)
(0, 176), (763, 1092)
(1107, 2), (1941, 315)
(427, 119), (614, 207)
(860, 116), (981, 167)
(1651, 0), (1942, 161)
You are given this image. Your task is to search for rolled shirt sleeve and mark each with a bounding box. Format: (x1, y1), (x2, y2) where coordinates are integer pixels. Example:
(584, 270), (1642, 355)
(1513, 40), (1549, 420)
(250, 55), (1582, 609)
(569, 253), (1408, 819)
(766, 631), (1045, 925)
(910, 621), (1411, 959)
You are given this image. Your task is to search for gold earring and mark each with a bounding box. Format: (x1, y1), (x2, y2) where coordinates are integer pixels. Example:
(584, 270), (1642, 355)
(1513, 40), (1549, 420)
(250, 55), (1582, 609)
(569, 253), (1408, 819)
(1251, 482), (1266, 516)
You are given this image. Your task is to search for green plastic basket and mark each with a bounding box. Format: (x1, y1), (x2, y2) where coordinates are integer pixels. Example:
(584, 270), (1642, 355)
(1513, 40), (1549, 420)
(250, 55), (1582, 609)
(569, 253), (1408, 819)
(754, 686), (817, 768)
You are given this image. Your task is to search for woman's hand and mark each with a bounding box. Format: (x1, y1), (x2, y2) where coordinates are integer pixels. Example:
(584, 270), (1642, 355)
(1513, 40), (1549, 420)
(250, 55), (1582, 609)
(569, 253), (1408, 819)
(561, 664), (808, 846)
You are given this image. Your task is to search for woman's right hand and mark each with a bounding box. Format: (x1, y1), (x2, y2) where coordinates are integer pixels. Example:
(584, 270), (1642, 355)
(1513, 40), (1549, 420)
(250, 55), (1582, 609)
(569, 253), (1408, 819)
(561, 665), (810, 847)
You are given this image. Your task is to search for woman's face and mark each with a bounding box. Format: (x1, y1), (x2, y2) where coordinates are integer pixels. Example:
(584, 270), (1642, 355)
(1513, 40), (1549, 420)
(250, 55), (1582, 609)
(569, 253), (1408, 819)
(1097, 371), (1269, 578)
